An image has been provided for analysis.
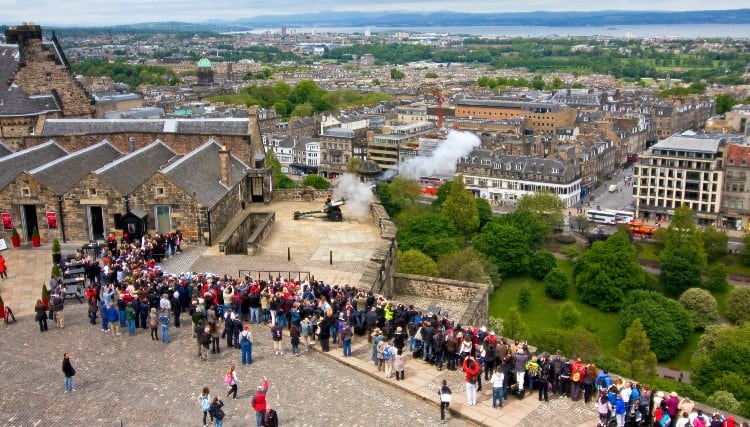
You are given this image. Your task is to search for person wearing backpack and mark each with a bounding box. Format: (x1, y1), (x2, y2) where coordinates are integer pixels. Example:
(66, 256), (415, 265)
(595, 369), (611, 399)
(225, 365), (240, 399)
(383, 342), (395, 378)
(209, 397), (225, 427)
(271, 322), (284, 356)
(198, 387), (212, 427)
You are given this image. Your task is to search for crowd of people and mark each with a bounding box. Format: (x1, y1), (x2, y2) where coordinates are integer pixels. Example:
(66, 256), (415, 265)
(38, 234), (748, 427)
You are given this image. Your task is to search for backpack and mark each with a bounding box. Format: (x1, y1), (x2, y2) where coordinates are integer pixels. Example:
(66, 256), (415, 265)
(211, 406), (225, 420)
(201, 396), (210, 411)
(224, 373), (233, 385)
(383, 346), (392, 360)
(527, 363), (539, 377)
(571, 371), (581, 382)
(272, 327), (282, 340)
(596, 375), (607, 389)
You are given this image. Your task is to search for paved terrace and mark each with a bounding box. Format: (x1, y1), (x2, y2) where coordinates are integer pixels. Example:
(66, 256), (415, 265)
(0, 200), (598, 426)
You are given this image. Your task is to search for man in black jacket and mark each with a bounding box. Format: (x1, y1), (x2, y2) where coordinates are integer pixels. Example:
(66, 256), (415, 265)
(261, 404), (278, 427)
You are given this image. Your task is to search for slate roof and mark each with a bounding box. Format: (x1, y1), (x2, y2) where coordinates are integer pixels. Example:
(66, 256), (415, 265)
(0, 141), (12, 158)
(0, 44), (62, 117)
(461, 148), (570, 177)
(649, 133), (730, 154)
(30, 140), (122, 195)
(0, 140), (68, 190)
(41, 118), (250, 136)
(161, 139), (248, 208)
(95, 140), (178, 195)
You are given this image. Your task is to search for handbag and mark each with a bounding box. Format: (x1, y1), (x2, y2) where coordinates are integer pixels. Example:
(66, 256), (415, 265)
(440, 392), (452, 403)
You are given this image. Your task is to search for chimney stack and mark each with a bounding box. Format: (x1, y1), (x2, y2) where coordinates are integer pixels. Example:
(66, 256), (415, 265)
(219, 145), (231, 187)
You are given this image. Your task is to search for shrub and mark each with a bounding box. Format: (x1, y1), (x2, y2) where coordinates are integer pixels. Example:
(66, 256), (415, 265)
(619, 290), (693, 360)
(52, 238), (61, 253)
(704, 264), (729, 294)
(503, 307), (527, 340)
(531, 250), (556, 280)
(678, 288), (719, 330)
(555, 233), (576, 244)
(726, 287), (750, 325)
(591, 355), (627, 376)
(530, 327), (599, 361)
(646, 377), (707, 403)
(544, 268), (569, 299)
(51, 264), (61, 279)
(32, 226), (39, 238)
(559, 301), (580, 328)
(560, 245), (582, 259)
(707, 391), (741, 414)
(301, 174), (330, 189)
(488, 316), (504, 336)
(518, 287), (531, 311)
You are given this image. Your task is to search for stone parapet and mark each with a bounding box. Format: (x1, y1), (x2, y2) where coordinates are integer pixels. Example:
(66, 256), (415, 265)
(273, 188), (333, 202)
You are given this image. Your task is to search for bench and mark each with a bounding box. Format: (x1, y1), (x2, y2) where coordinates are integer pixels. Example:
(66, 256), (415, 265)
(61, 282), (84, 303)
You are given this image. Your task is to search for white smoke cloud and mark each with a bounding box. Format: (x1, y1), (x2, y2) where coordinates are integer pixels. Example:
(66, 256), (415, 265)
(333, 173), (374, 218)
(399, 130), (482, 179)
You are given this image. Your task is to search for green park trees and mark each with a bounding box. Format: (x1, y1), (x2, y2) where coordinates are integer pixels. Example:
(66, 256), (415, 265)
(726, 287), (750, 325)
(574, 231), (645, 311)
(618, 319), (658, 379)
(679, 288), (719, 331)
(619, 290), (693, 360)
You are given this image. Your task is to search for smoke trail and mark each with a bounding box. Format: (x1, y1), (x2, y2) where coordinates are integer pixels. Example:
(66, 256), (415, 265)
(333, 173), (373, 218)
(399, 130), (481, 179)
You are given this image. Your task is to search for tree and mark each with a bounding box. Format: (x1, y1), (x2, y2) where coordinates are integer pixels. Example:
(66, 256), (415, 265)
(346, 157), (362, 174)
(559, 301), (581, 328)
(726, 287), (750, 325)
(266, 148), (296, 189)
(659, 246), (704, 297)
(618, 319), (658, 379)
(474, 222), (533, 277)
(503, 307), (527, 340)
(377, 176), (421, 217)
(658, 205), (707, 268)
(741, 234), (750, 267)
(390, 68), (405, 80)
(441, 175), (479, 242)
(679, 288), (719, 331)
(396, 249), (439, 277)
(715, 93), (738, 115)
(475, 197), (493, 230)
(704, 263), (729, 294)
(530, 327), (599, 361)
(692, 323), (750, 411)
(516, 190), (565, 235)
(619, 290), (693, 360)
(397, 212), (460, 260)
(544, 268), (570, 299)
(702, 228), (729, 263)
(575, 215), (590, 234)
(301, 174), (330, 189)
(575, 232), (645, 311)
(531, 250), (557, 280)
(518, 287), (531, 311)
(707, 391), (742, 414)
(437, 247), (498, 288)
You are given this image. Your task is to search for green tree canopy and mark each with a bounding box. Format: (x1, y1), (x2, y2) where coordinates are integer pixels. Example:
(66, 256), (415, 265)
(516, 190), (565, 235)
(437, 247), (499, 288)
(377, 176), (421, 217)
(619, 290), (693, 360)
(491, 211), (547, 248)
(475, 197), (494, 230)
(474, 222), (534, 277)
(702, 228), (729, 263)
(679, 288), (719, 330)
(575, 232), (645, 311)
(692, 323), (750, 410)
(658, 205), (707, 268)
(559, 301), (581, 328)
(301, 174), (331, 189)
(531, 327), (599, 362)
(396, 249), (439, 277)
(544, 268), (570, 299)
(618, 319), (658, 379)
(531, 250), (557, 281)
(659, 246), (704, 297)
(266, 148), (296, 189)
(726, 287), (750, 325)
(441, 175), (479, 242)
(397, 212), (461, 260)
(715, 93), (738, 115)
(503, 307), (528, 340)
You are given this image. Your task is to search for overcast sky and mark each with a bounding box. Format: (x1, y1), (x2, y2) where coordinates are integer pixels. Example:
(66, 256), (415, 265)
(5, 1), (749, 26)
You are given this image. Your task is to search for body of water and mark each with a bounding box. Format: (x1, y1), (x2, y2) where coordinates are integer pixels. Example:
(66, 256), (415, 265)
(242, 24), (750, 38)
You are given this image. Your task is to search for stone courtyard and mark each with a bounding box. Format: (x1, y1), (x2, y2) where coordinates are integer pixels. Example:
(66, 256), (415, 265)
(0, 200), (598, 426)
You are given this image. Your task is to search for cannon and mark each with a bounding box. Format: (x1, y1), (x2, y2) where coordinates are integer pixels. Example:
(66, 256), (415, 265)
(293, 198), (345, 221)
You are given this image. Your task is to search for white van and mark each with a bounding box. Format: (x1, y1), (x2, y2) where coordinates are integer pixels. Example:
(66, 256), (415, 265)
(608, 184), (618, 193)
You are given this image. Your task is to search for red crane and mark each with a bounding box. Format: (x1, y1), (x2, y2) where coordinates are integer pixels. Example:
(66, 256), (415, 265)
(429, 89), (444, 129)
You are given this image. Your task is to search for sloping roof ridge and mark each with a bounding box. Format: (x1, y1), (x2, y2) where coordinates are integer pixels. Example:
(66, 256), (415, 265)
(94, 139), (175, 174)
(161, 139), (219, 174)
(0, 139), (65, 162)
(29, 139), (117, 174)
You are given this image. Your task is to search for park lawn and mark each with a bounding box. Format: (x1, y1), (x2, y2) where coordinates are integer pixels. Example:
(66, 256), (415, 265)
(721, 255), (750, 276)
(488, 268), (623, 357)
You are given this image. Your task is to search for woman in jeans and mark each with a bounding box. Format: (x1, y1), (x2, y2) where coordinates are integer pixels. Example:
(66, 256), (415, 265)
(35, 299), (48, 332)
(463, 355), (481, 406)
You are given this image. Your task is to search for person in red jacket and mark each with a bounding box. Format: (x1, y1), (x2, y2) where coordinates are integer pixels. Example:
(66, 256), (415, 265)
(570, 358), (586, 401)
(463, 355), (481, 406)
(251, 377), (269, 427)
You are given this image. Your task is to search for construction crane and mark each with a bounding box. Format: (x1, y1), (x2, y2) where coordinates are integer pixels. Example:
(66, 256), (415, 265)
(429, 88), (444, 129)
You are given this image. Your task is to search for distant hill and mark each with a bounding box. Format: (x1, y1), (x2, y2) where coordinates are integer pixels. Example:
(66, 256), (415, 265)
(40, 9), (750, 32)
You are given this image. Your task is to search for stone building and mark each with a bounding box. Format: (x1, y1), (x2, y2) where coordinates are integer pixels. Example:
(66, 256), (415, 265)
(720, 143), (750, 230)
(455, 98), (577, 136)
(0, 24), (94, 147)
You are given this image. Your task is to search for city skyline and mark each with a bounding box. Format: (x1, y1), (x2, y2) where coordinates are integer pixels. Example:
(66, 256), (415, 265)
(4, 0), (750, 26)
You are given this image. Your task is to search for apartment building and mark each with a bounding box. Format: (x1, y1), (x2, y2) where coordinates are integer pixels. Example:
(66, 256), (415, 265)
(455, 98), (576, 135)
(720, 143), (750, 230)
(634, 133), (730, 225)
(368, 122), (434, 171)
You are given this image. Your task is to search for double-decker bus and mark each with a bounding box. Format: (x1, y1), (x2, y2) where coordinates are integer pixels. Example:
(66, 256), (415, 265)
(587, 209), (617, 225)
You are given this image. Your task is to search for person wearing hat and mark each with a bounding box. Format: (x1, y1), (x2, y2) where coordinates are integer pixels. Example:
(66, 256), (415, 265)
(251, 381), (267, 427)
(239, 324), (253, 365)
(665, 391), (680, 424)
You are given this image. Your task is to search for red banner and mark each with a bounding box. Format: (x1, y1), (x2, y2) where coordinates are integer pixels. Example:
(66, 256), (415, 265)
(1, 212), (11, 230)
(46, 211), (57, 229)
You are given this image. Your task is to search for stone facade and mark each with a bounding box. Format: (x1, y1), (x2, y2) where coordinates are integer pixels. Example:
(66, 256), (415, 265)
(0, 172), (59, 242)
(358, 202), (397, 296)
(392, 274), (490, 329)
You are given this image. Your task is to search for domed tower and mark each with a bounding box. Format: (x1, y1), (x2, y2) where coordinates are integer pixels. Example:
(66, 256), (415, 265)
(196, 57), (214, 86)
(356, 159), (382, 184)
